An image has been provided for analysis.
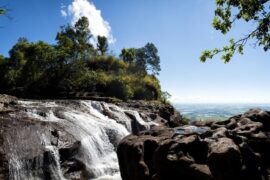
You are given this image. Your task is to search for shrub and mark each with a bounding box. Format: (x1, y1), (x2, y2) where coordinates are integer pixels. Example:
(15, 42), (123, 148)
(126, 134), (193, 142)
(133, 86), (153, 100)
(72, 70), (111, 93)
(94, 71), (111, 92)
(72, 70), (97, 91)
(87, 56), (128, 73)
(143, 75), (161, 100)
(106, 76), (133, 100)
(182, 116), (190, 125)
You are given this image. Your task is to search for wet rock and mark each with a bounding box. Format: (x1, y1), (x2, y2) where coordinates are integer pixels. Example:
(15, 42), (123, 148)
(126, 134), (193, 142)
(0, 94), (17, 113)
(61, 159), (87, 179)
(0, 153), (8, 180)
(125, 111), (148, 135)
(118, 135), (159, 180)
(59, 141), (81, 162)
(117, 101), (184, 127)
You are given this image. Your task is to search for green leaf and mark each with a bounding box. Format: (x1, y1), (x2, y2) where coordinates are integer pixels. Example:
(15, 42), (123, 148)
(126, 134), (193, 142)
(0, 9), (6, 15)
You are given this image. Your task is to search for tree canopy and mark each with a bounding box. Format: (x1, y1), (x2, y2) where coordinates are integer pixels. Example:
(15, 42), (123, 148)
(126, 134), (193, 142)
(120, 43), (161, 75)
(56, 16), (96, 62)
(200, 0), (270, 63)
(120, 48), (136, 63)
(0, 16), (165, 102)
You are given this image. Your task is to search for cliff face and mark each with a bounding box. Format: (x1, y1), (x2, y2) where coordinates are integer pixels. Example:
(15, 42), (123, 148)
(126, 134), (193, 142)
(117, 109), (270, 180)
(0, 95), (182, 180)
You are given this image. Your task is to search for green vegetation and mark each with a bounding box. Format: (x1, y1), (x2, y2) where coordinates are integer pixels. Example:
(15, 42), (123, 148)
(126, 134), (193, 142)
(181, 116), (190, 125)
(120, 43), (161, 75)
(200, 0), (270, 63)
(0, 17), (166, 101)
(97, 36), (109, 56)
(0, 8), (5, 15)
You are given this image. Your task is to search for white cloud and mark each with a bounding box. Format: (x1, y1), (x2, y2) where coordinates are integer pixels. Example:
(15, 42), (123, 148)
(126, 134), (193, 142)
(61, 0), (115, 44)
(61, 10), (68, 17)
(61, 4), (68, 17)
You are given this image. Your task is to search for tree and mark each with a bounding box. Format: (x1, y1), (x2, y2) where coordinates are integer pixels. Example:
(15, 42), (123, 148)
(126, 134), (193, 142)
(12, 41), (55, 88)
(9, 38), (30, 67)
(135, 43), (161, 75)
(143, 43), (161, 75)
(0, 55), (4, 63)
(120, 43), (161, 75)
(4, 38), (31, 89)
(120, 48), (136, 63)
(200, 0), (270, 63)
(0, 55), (10, 92)
(74, 16), (95, 58)
(1, 39), (57, 95)
(56, 16), (96, 62)
(97, 36), (109, 55)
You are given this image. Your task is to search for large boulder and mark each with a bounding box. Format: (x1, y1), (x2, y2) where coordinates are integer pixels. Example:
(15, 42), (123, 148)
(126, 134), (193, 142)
(118, 126), (174, 180)
(208, 137), (241, 180)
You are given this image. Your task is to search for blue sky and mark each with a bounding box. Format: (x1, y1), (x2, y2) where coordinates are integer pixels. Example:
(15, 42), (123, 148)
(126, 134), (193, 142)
(1, 0), (270, 103)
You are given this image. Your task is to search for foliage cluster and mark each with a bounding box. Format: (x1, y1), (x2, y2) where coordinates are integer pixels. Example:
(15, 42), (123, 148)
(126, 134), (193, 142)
(0, 17), (165, 101)
(0, 8), (5, 15)
(201, 0), (270, 62)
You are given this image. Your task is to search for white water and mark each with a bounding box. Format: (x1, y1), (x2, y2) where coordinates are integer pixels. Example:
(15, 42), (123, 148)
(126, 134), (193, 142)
(5, 100), (155, 180)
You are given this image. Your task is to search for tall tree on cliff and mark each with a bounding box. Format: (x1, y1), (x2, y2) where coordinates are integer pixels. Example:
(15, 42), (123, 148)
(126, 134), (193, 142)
(56, 16), (96, 63)
(120, 43), (161, 75)
(200, 0), (270, 63)
(135, 43), (161, 75)
(97, 36), (109, 56)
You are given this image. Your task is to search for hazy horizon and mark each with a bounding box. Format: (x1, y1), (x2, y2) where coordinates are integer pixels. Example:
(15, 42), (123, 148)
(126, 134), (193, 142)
(171, 96), (270, 104)
(174, 103), (270, 121)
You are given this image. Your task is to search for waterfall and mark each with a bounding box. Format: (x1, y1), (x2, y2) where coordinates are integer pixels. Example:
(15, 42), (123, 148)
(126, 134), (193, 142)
(4, 100), (156, 180)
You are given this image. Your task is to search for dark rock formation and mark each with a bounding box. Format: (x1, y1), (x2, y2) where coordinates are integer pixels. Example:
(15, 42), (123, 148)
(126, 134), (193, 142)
(117, 101), (183, 128)
(117, 109), (270, 180)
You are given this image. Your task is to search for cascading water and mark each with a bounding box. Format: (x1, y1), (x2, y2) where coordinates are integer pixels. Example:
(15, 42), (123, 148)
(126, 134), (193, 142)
(3, 100), (157, 180)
